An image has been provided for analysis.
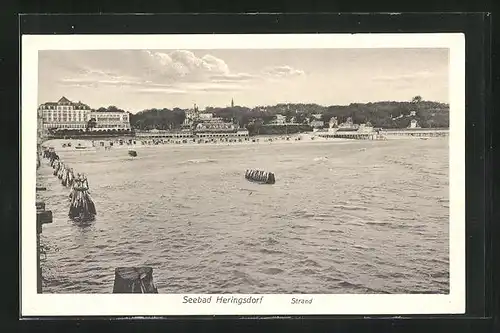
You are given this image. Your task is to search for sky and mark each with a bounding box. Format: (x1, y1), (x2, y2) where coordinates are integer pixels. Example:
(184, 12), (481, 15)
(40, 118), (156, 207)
(38, 48), (449, 113)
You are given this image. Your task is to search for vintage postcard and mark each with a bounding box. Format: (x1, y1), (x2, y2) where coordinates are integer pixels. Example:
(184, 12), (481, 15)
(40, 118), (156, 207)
(21, 33), (465, 316)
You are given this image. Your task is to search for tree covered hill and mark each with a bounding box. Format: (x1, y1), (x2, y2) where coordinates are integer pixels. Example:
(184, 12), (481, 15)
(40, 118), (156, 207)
(109, 98), (449, 130)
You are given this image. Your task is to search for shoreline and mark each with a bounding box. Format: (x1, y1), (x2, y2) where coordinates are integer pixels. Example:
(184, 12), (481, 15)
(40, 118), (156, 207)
(43, 135), (343, 151)
(42, 134), (446, 153)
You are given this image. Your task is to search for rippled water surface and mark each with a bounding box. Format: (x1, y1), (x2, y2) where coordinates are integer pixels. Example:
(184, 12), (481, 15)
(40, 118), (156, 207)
(37, 138), (449, 294)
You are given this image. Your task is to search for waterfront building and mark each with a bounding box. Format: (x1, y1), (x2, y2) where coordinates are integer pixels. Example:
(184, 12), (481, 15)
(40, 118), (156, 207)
(338, 117), (359, 130)
(38, 96), (131, 131)
(196, 128), (249, 139)
(89, 109), (131, 131)
(310, 120), (325, 128)
(357, 122), (374, 133)
(408, 119), (421, 129)
(135, 127), (249, 140)
(39, 96), (92, 131)
(183, 104), (200, 126)
(135, 129), (194, 139)
(198, 113), (214, 121)
(268, 114), (286, 125)
(329, 116), (338, 128)
(195, 116), (235, 131)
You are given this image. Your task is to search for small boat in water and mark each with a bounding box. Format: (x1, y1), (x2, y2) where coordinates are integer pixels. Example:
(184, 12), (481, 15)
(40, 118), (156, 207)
(128, 150), (137, 157)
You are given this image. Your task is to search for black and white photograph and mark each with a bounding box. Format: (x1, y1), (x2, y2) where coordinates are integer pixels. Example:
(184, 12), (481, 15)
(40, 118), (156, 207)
(22, 34), (465, 316)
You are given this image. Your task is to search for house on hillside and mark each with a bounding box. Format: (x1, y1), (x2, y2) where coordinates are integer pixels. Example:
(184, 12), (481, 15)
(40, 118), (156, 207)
(408, 119), (421, 129)
(310, 120), (325, 128)
(329, 116), (338, 128)
(268, 114), (286, 125)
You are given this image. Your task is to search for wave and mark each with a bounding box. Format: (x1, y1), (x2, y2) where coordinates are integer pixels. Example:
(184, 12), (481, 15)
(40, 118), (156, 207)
(179, 158), (218, 165)
(330, 205), (368, 211)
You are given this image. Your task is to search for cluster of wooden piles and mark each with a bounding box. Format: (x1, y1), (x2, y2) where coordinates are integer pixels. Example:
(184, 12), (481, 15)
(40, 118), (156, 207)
(245, 169), (276, 184)
(42, 147), (97, 222)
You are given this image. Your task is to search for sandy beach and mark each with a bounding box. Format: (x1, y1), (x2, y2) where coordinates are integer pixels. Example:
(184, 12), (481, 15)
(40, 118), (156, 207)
(42, 134), (350, 152)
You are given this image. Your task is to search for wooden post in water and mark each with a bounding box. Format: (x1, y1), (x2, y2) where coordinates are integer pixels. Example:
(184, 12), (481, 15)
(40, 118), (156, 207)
(113, 267), (158, 293)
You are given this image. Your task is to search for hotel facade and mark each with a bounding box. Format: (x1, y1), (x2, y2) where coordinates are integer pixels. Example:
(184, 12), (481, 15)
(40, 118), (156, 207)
(90, 111), (131, 130)
(38, 97), (131, 131)
(39, 96), (92, 130)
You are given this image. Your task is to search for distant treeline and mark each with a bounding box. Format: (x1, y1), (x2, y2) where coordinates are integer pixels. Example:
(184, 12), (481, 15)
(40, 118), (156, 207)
(100, 97), (449, 132)
(247, 124), (313, 136)
(129, 108), (186, 131)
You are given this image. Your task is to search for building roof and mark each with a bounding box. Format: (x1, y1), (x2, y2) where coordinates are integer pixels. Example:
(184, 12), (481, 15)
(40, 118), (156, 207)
(39, 96), (91, 109)
(58, 96), (71, 104)
(336, 128), (358, 132)
(91, 109), (126, 113)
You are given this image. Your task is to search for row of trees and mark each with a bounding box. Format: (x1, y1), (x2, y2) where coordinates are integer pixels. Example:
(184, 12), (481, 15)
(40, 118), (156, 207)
(129, 108), (186, 130)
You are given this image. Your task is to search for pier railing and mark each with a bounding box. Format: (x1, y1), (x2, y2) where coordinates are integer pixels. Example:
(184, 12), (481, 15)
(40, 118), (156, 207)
(316, 128), (449, 140)
(380, 128), (449, 137)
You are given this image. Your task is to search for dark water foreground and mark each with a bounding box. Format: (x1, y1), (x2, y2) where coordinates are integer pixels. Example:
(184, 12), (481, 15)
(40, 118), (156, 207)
(37, 138), (449, 294)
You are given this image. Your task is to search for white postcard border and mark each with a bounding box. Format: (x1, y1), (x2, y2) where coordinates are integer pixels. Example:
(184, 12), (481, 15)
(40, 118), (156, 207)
(21, 33), (465, 316)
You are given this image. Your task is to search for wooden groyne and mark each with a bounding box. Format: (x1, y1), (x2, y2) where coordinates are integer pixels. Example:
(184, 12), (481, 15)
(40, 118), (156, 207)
(245, 169), (276, 184)
(113, 267), (158, 293)
(42, 147), (97, 222)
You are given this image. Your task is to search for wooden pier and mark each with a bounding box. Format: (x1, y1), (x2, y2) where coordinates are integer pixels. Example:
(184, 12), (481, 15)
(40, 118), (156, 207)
(380, 128), (449, 137)
(334, 133), (386, 140)
(317, 128), (449, 140)
(317, 132), (386, 140)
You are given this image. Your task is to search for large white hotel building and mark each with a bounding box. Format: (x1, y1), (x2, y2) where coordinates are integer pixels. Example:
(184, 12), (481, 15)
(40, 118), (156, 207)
(38, 96), (131, 131)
